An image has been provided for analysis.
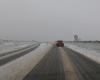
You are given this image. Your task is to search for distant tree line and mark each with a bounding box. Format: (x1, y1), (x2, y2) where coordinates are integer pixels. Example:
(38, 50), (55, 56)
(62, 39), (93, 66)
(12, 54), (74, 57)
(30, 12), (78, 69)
(64, 40), (100, 43)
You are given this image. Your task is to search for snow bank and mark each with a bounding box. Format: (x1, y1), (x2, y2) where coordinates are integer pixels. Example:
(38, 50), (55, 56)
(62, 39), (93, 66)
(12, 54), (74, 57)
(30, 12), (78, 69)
(65, 44), (100, 64)
(0, 42), (37, 54)
(0, 43), (53, 80)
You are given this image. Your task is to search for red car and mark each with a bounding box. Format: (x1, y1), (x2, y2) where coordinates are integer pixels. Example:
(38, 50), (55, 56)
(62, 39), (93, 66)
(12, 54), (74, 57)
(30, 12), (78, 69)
(56, 40), (64, 47)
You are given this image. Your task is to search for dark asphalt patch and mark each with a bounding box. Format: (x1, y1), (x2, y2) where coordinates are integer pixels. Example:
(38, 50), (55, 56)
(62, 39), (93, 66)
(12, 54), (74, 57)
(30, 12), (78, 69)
(23, 46), (65, 80)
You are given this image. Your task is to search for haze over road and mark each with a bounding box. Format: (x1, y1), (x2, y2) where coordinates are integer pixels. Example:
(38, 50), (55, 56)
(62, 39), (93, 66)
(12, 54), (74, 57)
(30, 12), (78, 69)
(0, 0), (100, 41)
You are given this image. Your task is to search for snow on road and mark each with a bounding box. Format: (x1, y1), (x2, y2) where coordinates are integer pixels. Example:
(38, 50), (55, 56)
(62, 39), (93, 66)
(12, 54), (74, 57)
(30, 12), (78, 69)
(0, 43), (53, 80)
(65, 43), (100, 64)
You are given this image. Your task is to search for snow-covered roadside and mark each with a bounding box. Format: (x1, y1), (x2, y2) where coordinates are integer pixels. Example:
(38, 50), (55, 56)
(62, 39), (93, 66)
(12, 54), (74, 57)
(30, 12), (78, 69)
(0, 43), (53, 80)
(65, 44), (100, 64)
(0, 42), (37, 54)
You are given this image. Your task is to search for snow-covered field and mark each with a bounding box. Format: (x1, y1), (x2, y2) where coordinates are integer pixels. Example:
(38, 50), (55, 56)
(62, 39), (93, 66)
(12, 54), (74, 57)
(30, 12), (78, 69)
(0, 41), (37, 54)
(69, 42), (100, 53)
(0, 43), (53, 80)
(65, 42), (100, 64)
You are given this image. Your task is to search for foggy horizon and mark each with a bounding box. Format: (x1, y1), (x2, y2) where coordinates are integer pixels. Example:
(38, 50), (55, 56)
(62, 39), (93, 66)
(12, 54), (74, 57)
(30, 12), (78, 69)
(0, 0), (100, 41)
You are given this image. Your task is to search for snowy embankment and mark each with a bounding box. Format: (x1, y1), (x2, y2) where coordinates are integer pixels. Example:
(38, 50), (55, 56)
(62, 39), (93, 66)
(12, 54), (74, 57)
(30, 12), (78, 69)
(0, 43), (53, 80)
(65, 44), (100, 64)
(0, 42), (37, 54)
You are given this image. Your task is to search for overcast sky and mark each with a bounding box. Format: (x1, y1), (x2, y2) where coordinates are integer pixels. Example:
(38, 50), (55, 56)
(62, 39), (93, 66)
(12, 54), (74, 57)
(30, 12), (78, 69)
(0, 0), (100, 41)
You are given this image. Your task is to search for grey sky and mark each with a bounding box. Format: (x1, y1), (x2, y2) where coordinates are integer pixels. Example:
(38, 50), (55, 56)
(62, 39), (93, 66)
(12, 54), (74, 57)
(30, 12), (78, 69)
(0, 0), (100, 41)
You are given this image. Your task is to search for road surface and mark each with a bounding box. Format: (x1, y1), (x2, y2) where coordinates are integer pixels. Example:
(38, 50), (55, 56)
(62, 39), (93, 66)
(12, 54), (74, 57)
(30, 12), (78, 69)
(64, 47), (100, 80)
(0, 44), (40, 66)
(0, 44), (100, 80)
(23, 46), (100, 80)
(24, 46), (65, 80)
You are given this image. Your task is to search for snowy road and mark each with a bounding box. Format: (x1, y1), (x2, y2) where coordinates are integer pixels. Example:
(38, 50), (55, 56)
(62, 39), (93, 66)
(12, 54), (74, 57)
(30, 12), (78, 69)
(0, 43), (40, 66)
(0, 43), (100, 80)
(0, 43), (52, 80)
(0, 41), (37, 55)
(23, 46), (100, 80)
(65, 43), (100, 64)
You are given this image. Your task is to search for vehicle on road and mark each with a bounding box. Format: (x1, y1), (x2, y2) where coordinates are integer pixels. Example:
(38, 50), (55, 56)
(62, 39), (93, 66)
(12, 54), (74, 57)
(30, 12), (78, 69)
(56, 40), (64, 47)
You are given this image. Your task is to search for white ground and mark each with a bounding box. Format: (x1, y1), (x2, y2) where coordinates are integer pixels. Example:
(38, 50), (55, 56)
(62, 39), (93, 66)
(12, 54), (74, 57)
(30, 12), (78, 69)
(69, 42), (100, 53)
(65, 43), (100, 64)
(0, 42), (37, 54)
(0, 43), (53, 80)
